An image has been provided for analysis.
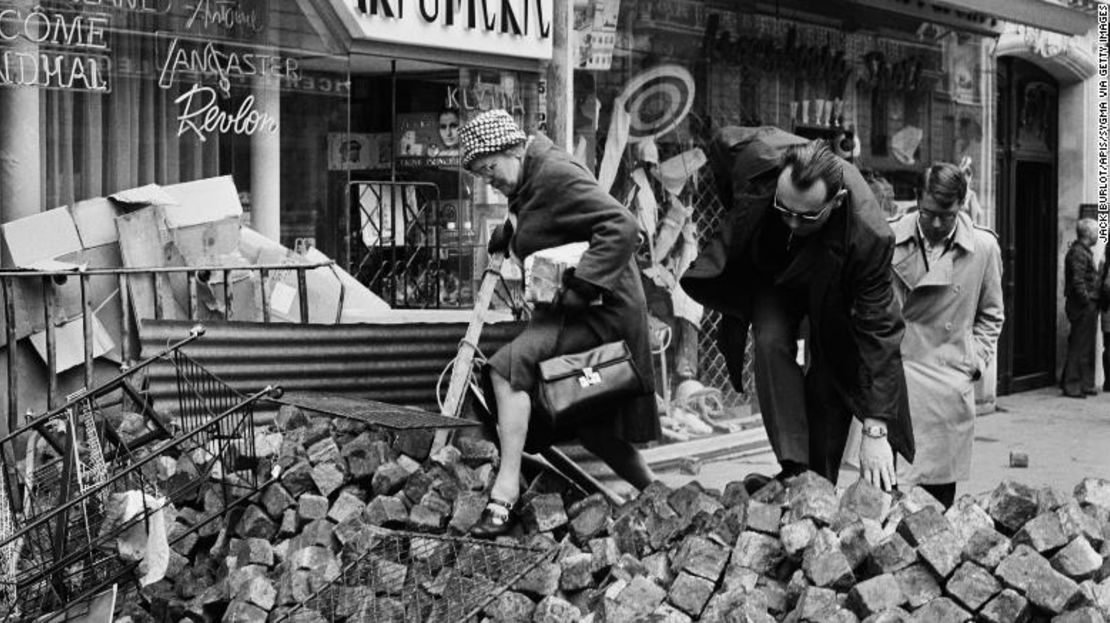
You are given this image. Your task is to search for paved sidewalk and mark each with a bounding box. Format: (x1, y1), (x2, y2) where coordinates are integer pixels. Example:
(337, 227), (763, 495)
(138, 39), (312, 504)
(656, 387), (1110, 497)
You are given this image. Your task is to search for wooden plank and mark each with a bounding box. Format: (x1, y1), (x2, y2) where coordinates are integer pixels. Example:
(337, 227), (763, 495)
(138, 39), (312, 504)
(115, 207), (188, 322)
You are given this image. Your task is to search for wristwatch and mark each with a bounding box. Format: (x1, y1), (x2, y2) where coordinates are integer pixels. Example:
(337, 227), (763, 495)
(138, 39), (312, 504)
(862, 424), (888, 439)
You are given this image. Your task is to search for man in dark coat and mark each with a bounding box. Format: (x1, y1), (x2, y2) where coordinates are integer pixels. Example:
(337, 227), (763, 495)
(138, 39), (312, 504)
(1060, 218), (1100, 397)
(681, 127), (913, 490)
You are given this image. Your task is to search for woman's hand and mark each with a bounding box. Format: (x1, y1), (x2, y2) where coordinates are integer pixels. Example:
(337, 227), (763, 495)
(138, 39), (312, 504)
(559, 268), (601, 313)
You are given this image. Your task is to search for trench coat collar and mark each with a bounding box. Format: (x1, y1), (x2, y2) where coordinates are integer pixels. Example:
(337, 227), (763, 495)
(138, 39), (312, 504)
(891, 211), (975, 289)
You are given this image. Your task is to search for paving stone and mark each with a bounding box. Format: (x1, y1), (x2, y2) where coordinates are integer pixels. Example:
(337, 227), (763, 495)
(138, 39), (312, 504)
(944, 497), (995, 548)
(1014, 511), (1070, 554)
(747, 500), (783, 536)
(996, 544), (1082, 614)
(279, 509), (298, 537)
(722, 481), (751, 509)
(906, 596), (970, 622)
(1051, 536), (1104, 580)
(667, 571), (715, 617)
(326, 491), (365, 524)
(260, 483), (296, 519)
(671, 535), (728, 582)
(894, 563), (943, 609)
(869, 533), (918, 575)
(615, 575), (667, 616)
(979, 588), (1031, 623)
(896, 486), (946, 515)
(1051, 607), (1107, 623)
(448, 491), (485, 534)
(392, 429), (435, 462)
(803, 528), (856, 590)
(236, 505), (276, 540)
(669, 481), (724, 519)
(962, 526), (1014, 570)
(847, 573), (906, 618)
(781, 518), (819, 557)
(512, 560), (560, 599)
(1057, 502), (1106, 548)
(897, 506), (952, 547)
(946, 561), (1002, 611)
(568, 493), (611, 543)
(363, 495), (408, 527)
(611, 512), (651, 559)
(457, 437), (499, 465)
(840, 519), (881, 570)
(223, 600), (269, 622)
(732, 530), (786, 575)
(797, 586), (841, 621)
(533, 595), (582, 623)
(841, 480), (892, 523)
(408, 502), (447, 532)
(370, 462), (410, 497)
(751, 478), (786, 505)
(521, 493), (568, 534)
(306, 436), (340, 465)
(988, 481), (1040, 534)
(236, 538), (275, 568)
(589, 537), (620, 574)
(559, 552), (594, 591)
(1075, 478), (1110, 511)
(281, 461), (315, 497)
(483, 590), (535, 622)
(643, 551), (674, 587)
(787, 476), (840, 526)
(340, 435), (390, 480)
(917, 530), (963, 579)
(860, 607), (911, 623)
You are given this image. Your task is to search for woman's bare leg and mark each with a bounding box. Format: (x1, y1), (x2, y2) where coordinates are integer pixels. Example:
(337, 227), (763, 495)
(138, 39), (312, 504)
(489, 369), (531, 503)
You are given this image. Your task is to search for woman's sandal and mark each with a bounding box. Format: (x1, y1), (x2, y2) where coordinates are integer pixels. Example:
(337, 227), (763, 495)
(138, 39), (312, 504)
(470, 497), (518, 539)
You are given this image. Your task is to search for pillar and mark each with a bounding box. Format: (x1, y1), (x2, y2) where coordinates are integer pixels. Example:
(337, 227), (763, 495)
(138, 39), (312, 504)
(250, 77), (281, 241)
(0, 1), (42, 229)
(545, 0), (574, 150)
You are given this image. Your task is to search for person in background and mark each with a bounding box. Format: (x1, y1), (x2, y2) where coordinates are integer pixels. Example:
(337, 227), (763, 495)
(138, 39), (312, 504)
(681, 127), (914, 492)
(889, 163), (1004, 507)
(1061, 219), (1100, 398)
(458, 110), (658, 538)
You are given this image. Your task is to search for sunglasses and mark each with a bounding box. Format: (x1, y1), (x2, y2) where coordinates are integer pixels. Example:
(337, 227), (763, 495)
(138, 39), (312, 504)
(772, 189), (845, 222)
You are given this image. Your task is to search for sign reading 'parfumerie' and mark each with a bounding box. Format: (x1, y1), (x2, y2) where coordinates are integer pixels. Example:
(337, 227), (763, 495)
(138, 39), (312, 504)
(333, 0), (553, 61)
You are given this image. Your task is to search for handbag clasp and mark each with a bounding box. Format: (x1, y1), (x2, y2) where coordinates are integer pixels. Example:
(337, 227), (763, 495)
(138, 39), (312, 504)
(577, 367), (602, 388)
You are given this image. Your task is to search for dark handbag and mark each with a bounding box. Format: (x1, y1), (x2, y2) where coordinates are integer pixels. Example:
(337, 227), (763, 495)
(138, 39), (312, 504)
(536, 339), (646, 427)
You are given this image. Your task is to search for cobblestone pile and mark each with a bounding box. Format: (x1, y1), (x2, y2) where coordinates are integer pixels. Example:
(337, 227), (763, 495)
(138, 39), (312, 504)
(118, 405), (1110, 622)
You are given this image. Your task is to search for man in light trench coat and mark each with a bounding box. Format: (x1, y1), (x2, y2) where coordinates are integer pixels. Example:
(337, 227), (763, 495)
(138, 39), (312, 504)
(889, 162), (1004, 507)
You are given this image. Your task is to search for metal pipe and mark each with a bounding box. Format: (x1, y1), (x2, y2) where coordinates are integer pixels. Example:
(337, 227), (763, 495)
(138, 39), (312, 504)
(81, 273), (93, 389)
(223, 269), (232, 321)
(187, 271), (198, 321)
(259, 268), (271, 323)
(118, 274), (132, 364)
(296, 268), (309, 324)
(0, 261), (333, 278)
(3, 278), (17, 433)
(43, 276), (57, 409)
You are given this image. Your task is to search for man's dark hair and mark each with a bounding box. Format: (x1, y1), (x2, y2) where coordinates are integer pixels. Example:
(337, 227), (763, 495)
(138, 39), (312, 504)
(781, 142), (844, 201)
(922, 162), (967, 209)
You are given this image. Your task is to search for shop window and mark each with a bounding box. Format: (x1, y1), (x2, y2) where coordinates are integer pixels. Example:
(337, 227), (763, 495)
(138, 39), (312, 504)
(336, 58), (541, 309)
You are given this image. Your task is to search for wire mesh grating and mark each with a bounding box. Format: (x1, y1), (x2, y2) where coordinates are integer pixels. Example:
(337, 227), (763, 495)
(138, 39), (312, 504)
(280, 527), (556, 623)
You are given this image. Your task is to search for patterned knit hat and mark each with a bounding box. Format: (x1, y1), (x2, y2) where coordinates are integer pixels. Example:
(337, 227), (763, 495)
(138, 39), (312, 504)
(459, 109), (528, 168)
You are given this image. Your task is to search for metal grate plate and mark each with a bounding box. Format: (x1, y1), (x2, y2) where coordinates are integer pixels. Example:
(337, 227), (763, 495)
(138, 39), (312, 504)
(277, 392), (477, 431)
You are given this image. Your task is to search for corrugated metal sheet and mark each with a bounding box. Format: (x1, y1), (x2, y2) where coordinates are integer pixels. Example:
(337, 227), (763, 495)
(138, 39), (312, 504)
(139, 318), (525, 422)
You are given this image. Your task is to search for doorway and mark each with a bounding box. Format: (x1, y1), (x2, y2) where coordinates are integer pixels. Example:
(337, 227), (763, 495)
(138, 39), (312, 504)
(995, 57), (1059, 393)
